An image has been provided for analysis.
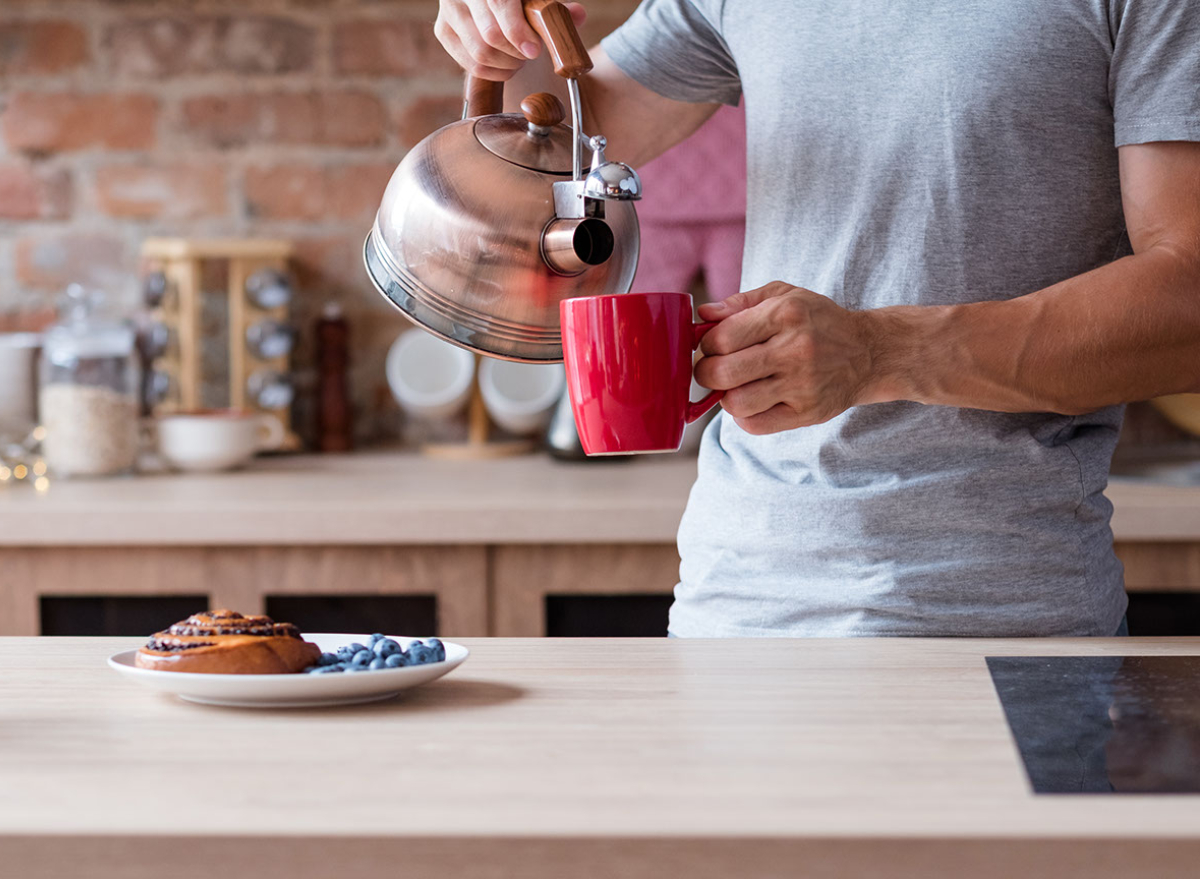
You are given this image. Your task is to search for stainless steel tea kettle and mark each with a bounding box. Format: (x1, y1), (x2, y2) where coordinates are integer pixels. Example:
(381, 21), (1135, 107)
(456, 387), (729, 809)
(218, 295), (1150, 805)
(364, 0), (642, 363)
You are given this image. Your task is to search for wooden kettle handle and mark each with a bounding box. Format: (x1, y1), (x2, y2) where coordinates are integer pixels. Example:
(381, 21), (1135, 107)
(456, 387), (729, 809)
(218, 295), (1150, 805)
(465, 77), (504, 118)
(463, 0), (593, 117)
(525, 0), (593, 79)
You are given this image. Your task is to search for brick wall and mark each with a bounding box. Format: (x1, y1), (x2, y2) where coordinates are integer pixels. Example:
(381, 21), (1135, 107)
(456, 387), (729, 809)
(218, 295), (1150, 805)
(0, 0), (638, 444)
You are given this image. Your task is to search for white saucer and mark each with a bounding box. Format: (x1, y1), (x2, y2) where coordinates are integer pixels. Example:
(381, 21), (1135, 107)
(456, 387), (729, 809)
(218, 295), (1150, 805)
(108, 633), (469, 708)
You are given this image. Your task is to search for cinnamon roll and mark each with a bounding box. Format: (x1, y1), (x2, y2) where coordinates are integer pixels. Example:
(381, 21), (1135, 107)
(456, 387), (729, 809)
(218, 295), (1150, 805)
(135, 609), (321, 674)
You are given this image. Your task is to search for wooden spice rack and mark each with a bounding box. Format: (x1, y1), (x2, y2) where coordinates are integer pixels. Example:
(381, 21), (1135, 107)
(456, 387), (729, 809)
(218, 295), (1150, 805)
(140, 238), (299, 450)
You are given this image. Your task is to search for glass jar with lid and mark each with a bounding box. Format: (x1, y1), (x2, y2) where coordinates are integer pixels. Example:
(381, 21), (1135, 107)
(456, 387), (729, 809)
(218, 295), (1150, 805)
(39, 285), (140, 477)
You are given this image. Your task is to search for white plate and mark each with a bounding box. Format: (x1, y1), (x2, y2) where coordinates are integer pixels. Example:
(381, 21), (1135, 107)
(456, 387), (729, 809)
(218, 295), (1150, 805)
(108, 634), (469, 708)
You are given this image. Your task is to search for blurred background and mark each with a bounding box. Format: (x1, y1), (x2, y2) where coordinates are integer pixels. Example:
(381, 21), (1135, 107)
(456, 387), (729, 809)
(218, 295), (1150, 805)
(0, 0), (640, 445)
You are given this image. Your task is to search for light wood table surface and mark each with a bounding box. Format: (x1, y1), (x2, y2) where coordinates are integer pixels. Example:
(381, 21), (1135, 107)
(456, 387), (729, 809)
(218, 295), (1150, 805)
(3, 636), (1198, 878)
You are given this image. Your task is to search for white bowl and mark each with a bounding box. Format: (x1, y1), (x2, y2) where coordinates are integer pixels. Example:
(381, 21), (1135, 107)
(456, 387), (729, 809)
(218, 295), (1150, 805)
(157, 410), (284, 472)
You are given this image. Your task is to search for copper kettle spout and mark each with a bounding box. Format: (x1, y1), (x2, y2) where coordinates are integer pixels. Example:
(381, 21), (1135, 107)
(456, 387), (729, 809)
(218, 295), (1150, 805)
(542, 217), (616, 276)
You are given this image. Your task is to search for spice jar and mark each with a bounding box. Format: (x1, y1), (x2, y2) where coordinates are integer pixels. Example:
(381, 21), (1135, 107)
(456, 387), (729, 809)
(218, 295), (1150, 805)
(39, 285), (140, 478)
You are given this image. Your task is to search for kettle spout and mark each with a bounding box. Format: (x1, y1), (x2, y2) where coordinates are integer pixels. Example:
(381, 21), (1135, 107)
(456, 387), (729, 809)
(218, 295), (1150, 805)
(541, 217), (615, 276)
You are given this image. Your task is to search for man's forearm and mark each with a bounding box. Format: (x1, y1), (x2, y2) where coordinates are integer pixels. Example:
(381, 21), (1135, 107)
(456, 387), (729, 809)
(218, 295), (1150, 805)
(863, 247), (1200, 414)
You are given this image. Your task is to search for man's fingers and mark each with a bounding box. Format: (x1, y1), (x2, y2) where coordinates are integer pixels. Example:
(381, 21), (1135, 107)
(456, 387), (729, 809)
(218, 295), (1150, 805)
(694, 343), (774, 391)
(734, 404), (796, 436)
(698, 297), (745, 321)
(487, 0), (543, 58)
(456, 23), (527, 69)
(697, 281), (791, 321)
(434, 1), (588, 77)
(699, 308), (777, 358)
(435, 22), (522, 80)
(441, 3), (527, 71)
(564, 3), (588, 26)
(477, 0), (536, 59)
(719, 377), (781, 419)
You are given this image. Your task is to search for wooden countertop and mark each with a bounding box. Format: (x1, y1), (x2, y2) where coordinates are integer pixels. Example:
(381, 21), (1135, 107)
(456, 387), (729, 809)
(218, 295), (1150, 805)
(4, 636), (1198, 879)
(0, 452), (695, 545)
(0, 451), (1196, 546)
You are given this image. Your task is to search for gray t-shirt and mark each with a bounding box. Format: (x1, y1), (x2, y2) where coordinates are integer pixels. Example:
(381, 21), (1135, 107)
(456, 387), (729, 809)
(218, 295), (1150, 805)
(603, 0), (1200, 637)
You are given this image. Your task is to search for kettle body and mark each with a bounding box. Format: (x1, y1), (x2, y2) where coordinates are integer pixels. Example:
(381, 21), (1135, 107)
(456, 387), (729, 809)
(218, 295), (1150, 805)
(364, 115), (639, 363)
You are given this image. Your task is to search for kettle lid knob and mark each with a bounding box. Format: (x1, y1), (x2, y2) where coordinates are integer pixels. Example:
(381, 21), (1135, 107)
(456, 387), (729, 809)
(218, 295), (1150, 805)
(520, 92), (566, 130)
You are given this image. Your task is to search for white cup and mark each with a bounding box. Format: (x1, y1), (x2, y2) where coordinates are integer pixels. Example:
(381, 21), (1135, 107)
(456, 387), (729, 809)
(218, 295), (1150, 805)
(157, 410), (285, 472)
(386, 329), (476, 421)
(478, 359), (565, 435)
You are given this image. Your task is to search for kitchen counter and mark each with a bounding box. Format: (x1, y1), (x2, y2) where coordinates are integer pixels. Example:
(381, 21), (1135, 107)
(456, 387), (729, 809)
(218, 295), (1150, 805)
(4, 452), (1200, 637)
(0, 452), (693, 545)
(3, 636), (1199, 879)
(0, 451), (1197, 545)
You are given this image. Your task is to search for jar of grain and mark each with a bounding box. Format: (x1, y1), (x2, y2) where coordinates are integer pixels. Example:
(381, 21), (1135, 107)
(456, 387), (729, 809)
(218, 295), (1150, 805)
(39, 286), (140, 478)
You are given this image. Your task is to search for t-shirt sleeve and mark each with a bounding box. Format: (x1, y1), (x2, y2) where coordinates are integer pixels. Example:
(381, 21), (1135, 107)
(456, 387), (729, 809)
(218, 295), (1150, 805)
(1110, 0), (1200, 146)
(600, 0), (741, 106)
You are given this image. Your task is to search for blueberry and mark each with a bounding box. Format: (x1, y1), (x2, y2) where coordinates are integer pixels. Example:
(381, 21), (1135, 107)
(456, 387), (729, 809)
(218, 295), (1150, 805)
(426, 638), (446, 661)
(373, 639), (400, 659)
(369, 657), (387, 670)
(384, 653), (408, 668)
(343, 664), (362, 673)
(319, 652), (339, 666)
(369, 633), (385, 645)
(407, 644), (435, 665)
(346, 642), (367, 655)
(317, 665), (343, 675)
(350, 650), (372, 667)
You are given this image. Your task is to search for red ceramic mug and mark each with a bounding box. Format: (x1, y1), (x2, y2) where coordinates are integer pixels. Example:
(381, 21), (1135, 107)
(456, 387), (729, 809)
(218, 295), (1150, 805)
(560, 291), (723, 455)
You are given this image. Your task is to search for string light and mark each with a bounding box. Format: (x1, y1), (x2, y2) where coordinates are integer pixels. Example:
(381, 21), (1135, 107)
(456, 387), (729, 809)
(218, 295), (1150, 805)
(32, 459), (47, 476)
(12, 464), (28, 480)
(0, 466), (10, 482)
(31, 425), (46, 443)
(34, 476), (49, 493)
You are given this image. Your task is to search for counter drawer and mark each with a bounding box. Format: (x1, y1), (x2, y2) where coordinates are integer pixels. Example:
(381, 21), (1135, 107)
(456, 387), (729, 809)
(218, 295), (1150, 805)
(1, 546), (488, 637)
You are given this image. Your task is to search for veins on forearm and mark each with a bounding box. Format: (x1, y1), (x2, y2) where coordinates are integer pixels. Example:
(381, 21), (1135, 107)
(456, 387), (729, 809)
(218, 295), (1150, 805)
(867, 249), (1200, 414)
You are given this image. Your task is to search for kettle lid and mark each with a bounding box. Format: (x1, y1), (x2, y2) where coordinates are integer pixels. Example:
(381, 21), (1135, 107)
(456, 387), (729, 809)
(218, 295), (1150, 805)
(474, 92), (574, 175)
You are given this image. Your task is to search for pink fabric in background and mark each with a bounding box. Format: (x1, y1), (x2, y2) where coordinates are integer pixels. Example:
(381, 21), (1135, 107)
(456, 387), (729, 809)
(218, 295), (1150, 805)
(629, 223), (745, 303)
(630, 104), (747, 302)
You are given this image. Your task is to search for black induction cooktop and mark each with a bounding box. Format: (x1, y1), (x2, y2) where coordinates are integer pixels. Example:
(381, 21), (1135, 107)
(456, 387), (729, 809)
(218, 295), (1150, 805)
(987, 655), (1200, 794)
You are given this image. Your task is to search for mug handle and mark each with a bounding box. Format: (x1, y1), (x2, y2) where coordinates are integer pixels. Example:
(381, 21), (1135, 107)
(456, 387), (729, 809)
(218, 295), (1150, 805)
(687, 321), (725, 424)
(255, 414), (286, 451)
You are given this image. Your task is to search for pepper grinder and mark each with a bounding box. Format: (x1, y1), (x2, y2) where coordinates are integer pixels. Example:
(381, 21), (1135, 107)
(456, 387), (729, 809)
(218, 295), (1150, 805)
(316, 302), (352, 452)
